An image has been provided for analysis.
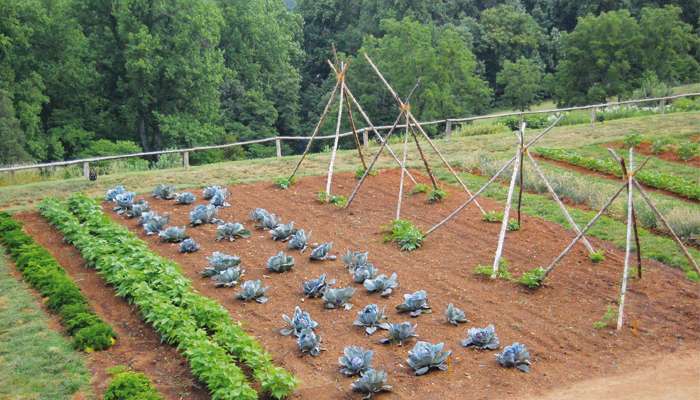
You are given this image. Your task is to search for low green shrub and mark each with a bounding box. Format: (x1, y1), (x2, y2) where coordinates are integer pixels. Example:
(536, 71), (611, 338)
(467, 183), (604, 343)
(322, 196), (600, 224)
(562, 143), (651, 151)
(274, 176), (295, 189)
(317, 191), (347, 207)
(499, 114), (549, 130)
(354, 166), (377, 180)
(427, 188), (447, 203)
(411, 183), (430, 194)
(384, 219), (424, 251)
(104, 367), (162, 400)
(474, 258), (511, 280)
(670, 97), (700, 112)
(592, 305), (617, 330)
(482, 210), (504, 222)
(74, 322), (116, 352)
(650, 138), (670, 154)
(517, 267), (546, 289)
(455, 123), (510, 137)
(589, 250), (606, 263)
(623, 133), (643, 148)
(676, 142), (698, 161)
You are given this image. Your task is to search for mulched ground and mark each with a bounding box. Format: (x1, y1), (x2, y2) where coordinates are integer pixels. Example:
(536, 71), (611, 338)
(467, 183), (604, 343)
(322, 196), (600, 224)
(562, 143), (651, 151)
(17, 169), (700, 400)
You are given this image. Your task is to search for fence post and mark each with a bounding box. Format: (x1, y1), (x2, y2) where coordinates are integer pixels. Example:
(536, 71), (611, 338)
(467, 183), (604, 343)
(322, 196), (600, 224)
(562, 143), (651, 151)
(590, 107), (597, 125)
(82, 162), (90, 179)
(182, 151), (190, 169)
(275, 138), (282, 158)
(445, 120), (453, 139)
(362, 128), (369, 149)
(660, 98), (666, 114)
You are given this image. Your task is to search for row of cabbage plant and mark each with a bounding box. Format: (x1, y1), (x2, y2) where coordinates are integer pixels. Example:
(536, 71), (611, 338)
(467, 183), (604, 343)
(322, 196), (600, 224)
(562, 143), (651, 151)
(39, 195), (297, 400)
(0, 212), (116, 351)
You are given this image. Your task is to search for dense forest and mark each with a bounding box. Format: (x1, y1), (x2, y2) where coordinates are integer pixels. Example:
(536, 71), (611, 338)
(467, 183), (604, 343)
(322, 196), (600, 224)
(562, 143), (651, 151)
(1, 0), (699, 166)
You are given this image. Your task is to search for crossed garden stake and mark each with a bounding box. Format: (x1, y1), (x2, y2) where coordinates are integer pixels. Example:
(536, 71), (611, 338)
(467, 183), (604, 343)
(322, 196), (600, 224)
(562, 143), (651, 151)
(539, 147), (699, 330)
(346, 53), (486, 220)
(288, 54), (417, 199)
(423, 114), (598, 278)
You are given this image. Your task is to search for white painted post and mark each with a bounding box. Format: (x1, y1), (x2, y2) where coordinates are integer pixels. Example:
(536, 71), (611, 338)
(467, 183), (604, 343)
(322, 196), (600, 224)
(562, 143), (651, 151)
(660, 98), (666, 114)
(275, 139), (282, 158)
(83, 162), (90, 179)
(617, 148), (635, 330)
(182, 151), (190, 169)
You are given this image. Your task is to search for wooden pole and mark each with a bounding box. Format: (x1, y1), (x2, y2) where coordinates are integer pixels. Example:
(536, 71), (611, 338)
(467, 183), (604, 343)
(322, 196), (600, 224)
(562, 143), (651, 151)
(634, 180), (699, 274)
(346, 111), (406, 208)
(362, 129), (369, 149)
(83, 162), (90, 179)
(426, 157), (516, 236)
(325, 67), (345, 196)
(328, 61), (417, 184)
(516, 122), (525, 226)
(617, 148), (635, 330)
(289, 76), (342, 181)
(445, 120), (453, 139)
(182, 151), (190, 169)
(396, 114), (410, 220)
(543, 183), (627, 279)
(275, 139), (282, 158)
(342, 83), (367, 170)
(590, 107), (596, 125)
(525, 151), (596, 254)
(408, 123), (438, 189)
(491, 139), (522, 278)
(407, 111), (486, 215)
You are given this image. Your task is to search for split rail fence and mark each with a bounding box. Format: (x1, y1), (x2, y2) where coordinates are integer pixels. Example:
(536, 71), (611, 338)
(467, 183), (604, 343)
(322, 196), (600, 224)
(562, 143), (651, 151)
(1, 92), (698, 179)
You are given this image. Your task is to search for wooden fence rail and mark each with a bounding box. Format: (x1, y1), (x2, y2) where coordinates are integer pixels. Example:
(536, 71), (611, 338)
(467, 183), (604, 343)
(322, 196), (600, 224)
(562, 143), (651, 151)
(1, 92), (698, 177)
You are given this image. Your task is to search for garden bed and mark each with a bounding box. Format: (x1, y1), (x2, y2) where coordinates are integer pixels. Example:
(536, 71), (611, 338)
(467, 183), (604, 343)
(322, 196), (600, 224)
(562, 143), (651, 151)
(80, 169), (700, 399)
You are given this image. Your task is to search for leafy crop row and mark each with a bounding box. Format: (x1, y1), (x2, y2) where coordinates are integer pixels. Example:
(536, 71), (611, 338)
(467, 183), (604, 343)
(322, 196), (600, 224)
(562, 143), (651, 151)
(535, 147), (700, 200)
(0, 212), (116, 352)
(104, 366), (162, 400)
(39, 195), (297, 399)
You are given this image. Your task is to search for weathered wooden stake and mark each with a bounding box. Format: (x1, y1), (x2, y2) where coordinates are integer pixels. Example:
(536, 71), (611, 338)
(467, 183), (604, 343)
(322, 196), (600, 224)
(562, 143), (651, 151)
(396, 115), (410, 220)
(83, 162), (90, 179)
(590, 107), (596, 125)
(491, 138), (522, 278)
(617, 148), (635, 330)
(275, 139), (282, 158)
(182, 151), (190, 168)
(325, 69), (345, 196)
(362, 129), (369, 149)
(526, 151), (596, 254)
(445, 120), (453, 139)
(634, 180), (699, 275)
(543, 183), (627, 279)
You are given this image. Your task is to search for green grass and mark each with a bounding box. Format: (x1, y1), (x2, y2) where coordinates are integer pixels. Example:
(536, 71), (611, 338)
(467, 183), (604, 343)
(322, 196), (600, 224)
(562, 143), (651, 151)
(436, 169), (700, 281)
(0, 249), (91, 399)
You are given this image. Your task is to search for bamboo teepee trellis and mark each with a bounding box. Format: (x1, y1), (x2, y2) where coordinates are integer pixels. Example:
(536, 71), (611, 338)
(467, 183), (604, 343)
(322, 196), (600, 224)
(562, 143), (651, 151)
(345, 53), (487, 220)
(539, 147), (699, 330)
(287, 55), (417, 198)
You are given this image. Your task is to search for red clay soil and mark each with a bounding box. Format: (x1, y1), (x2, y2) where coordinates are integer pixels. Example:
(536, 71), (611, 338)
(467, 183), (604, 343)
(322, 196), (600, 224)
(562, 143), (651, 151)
(606, 140), (700, 168)
(15, 212), (210, 400)
(83, 169), (699, 400)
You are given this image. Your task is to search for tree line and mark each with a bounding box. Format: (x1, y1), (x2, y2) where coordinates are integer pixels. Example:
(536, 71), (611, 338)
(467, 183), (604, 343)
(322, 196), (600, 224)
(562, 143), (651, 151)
(1, 0), (698, 166)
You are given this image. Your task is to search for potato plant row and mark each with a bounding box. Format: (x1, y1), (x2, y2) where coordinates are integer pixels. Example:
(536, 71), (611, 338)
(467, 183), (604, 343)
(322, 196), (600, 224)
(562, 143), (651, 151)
(39, 195), (297, 400)
(0, 212), (116, 352)
(535, 147), (700, 200)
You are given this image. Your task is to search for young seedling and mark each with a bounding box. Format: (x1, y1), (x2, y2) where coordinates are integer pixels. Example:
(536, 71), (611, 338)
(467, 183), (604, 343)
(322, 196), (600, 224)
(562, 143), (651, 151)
(461, 325), (500, 350)
(354, 304), (390, 335)
(235, 280), (269, 303)
(351, 369), (392, 399)
(310, 242), (336, 260)
(517, 267), (546, 289)
(216, 222), (251, 242)
(179, 238), (199, 253)
(354, 166), (378, 180)
(379, 322), (417, 345)
(395, 290), (431, 317)
(406, 341), (451, 375)
(297, 328), (323, 356)
(322, 287), (355, 310)
(267, 251), (295, 273)
(275, 177), (295, 189)
(384, 220), (424, 251)
(302, 274), (335, 298)
(339, 346), (373, 377)
(363, 273), (399, 297)
(410, 183), (430, 194)
(279, 306), (318, 337)
(316, 191), (347, 207)
(444, 303), (467, 325)
(593, 305), (618, 329)
(589, 250), (605, 263)
(426, 188), (447, 204)
(496, 343), (531, 372)
(474, 258), (511, 280)
(482, 210), (504, 223)
(200, 252), (241, 277)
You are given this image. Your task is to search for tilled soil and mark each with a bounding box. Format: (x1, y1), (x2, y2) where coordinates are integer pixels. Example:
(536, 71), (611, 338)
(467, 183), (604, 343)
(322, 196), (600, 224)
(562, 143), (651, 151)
(15, 212), (210, 400)
(18, 169), (700, 400)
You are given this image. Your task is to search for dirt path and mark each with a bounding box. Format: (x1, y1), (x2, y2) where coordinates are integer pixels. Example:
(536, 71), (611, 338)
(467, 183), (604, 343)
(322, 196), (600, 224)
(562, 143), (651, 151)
(95, 169), (698, 400)
(15, 213), (209, 400)
(530, 350), (700, 400)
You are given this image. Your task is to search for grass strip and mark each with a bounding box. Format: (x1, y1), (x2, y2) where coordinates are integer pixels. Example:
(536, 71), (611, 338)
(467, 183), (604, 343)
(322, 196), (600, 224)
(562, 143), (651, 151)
(0, 212), (117, 351)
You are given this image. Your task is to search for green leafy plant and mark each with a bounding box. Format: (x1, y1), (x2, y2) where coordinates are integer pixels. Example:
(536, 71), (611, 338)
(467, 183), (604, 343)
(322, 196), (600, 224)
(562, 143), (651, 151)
(355, 166), (377, 180)
(650, 138), (669, 154)
(104, 367), (162, 400)
(623, 133), (643, 148)
(593, 305), (618, 329)
(316, 191), (347, 207)
(275, 176), (295, 189)
(482, 210), (504, 222)
(589, 250), (605, 263)
(411, 183), (430, 194)
(517, 267), (546, 289)
(383, 219), (424, 251)
(676, 142), (698, 161)
(473, 258), (511, 280)
(507, 219), (520, 231)
(73, 322), (116, 352)
(427, 188), (447, 203)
